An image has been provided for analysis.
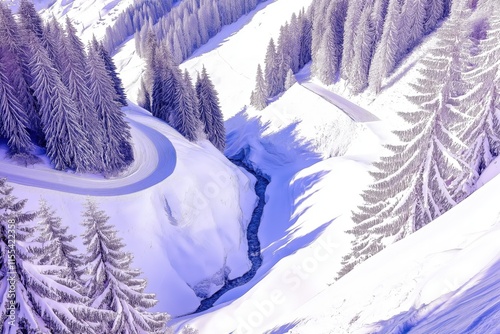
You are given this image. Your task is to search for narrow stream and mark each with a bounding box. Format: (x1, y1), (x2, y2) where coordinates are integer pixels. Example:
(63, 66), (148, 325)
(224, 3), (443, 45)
(194, 151), (269, 313)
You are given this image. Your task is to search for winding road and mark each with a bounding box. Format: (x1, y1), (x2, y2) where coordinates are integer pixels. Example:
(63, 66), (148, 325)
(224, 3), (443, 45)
(0, 109), (177, 196)
(301, 81), (380, 123)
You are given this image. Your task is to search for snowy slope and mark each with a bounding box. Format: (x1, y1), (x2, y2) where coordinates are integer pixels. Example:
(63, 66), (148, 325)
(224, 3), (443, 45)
(6, 0), (135, 41)
(1, 103), (257, 316)
(160, 0), (500, 332)
(261, 172), (500, 334)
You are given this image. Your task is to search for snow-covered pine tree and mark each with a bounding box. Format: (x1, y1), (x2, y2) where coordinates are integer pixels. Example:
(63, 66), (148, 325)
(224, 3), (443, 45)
(172, 71), (199, 142)
(371, 0), (389, 40)
(18, 0), (44, 40)
(183, 69), (201, 131)
(298, 9), (313, 69)
(284, 68), (297, 90)
(350, 1), (376, 94)
(397, 0), (427, 61)
(0, 3), (42, 142)
(264, 38), (282, 98)
(250, 64), (267, 110)
(36, 199), (84, 286)
(96, 41), (128, 107)
(340, 0), (367, 81)
(151, 46), (181, 124)
(196, 67), (226, 151)
(368, 0), (403, 93)
(311, 0), (348, 84)
(138, 78), (152, 112)
(81, 199), (169, 333)
(460, 8), (500, 185)
(61, 21), (105, 172)
(341, 16), (472, 277)
(0, 179), (107, 333)
(41, 17), (66, 73)
(87, 44), (134, 174)
(276, 23), (293, 88)
(424, 0), (446, 34)
(0, 62), (33, 156)
(28, 33), (95, 172)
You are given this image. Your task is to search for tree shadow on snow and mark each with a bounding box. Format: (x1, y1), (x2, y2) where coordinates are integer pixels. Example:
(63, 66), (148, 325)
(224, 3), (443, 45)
(370, 258), (500, 334)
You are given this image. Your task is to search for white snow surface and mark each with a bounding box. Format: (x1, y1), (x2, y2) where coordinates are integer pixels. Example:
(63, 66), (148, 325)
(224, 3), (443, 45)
(1, 104), (257, 316)
(165, 0), (500, 332)
(2, 0), (499, 332)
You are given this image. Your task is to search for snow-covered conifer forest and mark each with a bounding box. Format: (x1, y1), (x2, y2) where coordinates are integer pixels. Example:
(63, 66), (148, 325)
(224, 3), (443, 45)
(0, 0), (499, 333)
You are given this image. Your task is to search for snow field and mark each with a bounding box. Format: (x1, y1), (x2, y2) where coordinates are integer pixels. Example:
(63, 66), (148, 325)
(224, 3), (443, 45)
(2, 103), (258, 316)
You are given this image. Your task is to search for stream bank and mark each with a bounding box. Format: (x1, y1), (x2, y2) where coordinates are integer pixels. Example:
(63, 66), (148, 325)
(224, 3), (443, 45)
(194, 151), (269, 313)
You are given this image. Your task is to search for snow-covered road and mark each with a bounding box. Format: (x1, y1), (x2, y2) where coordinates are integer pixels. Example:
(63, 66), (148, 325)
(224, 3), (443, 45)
(301, 82), (380, 123)
(0, 109), (177, 196)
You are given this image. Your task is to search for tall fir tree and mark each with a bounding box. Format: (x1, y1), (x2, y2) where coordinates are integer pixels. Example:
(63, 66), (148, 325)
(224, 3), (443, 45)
(312, 0), (348, 84)
(196, 67), (226, 151)
(36, 199), (85, 286)
(0, 179), (107, 333)
(460, 9), (500, 185)
(350, 2), (376, 93)
(81, 199), (168, 333)
(0, 3), (42, 142)
(341, 17), (473, 277)
(28, 33), (95, 172)
(250, 64), (268, 110)
(18, 0), (44, 40)
(87, 44), (134, 174)
(368, 0), (403, 93)
(0, 62), (33, 156)
(172, 74), (199, 142)
(61, 22), (105, 172)
(96, 41), (128, 107)
(264, 38), (282, 98)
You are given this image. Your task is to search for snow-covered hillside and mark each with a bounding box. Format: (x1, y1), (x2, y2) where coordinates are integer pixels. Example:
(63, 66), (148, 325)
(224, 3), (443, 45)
(263, 168), (500, 334)
(6, 0), (134, 41)
(3, 103), (257, 316)
(2, 0), (499, 332)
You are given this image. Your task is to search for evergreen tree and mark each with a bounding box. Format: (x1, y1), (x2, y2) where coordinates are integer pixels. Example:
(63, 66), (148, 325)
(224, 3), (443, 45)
(340, 0), (367, 80)
(0, 3), (42, 142)
(461, 10), (500, 185)
(0, 62), (33, 156)
(81, 199), (168, 333)
(18, 0), (44, 40)
(284, 68), (297, 90)
(62, 22), (105, 172)
(29, 34), (95, 172)
(96, 41), (128, 107)
(424, 0), (446, 34)
(264, 38), (282, 98)
(368, 0), (403, 93)
(151, 47), (181, 124)
(87, 45), (134, 174)
(138, 78), (152, 112)
(298, 9), (313, 69)
(312, 0), (347, 84)
(341, 17), (472, 277)
(172, 76), (199, 142)
(250, 64), (267, 110)
(398, 0), (427, 60)
(197, 67), (226, 151)
(0, 179), (106, 333)
(350, 2), (376, 93)
(41, 18), (66, 73)
(36, 199), (84, 286)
